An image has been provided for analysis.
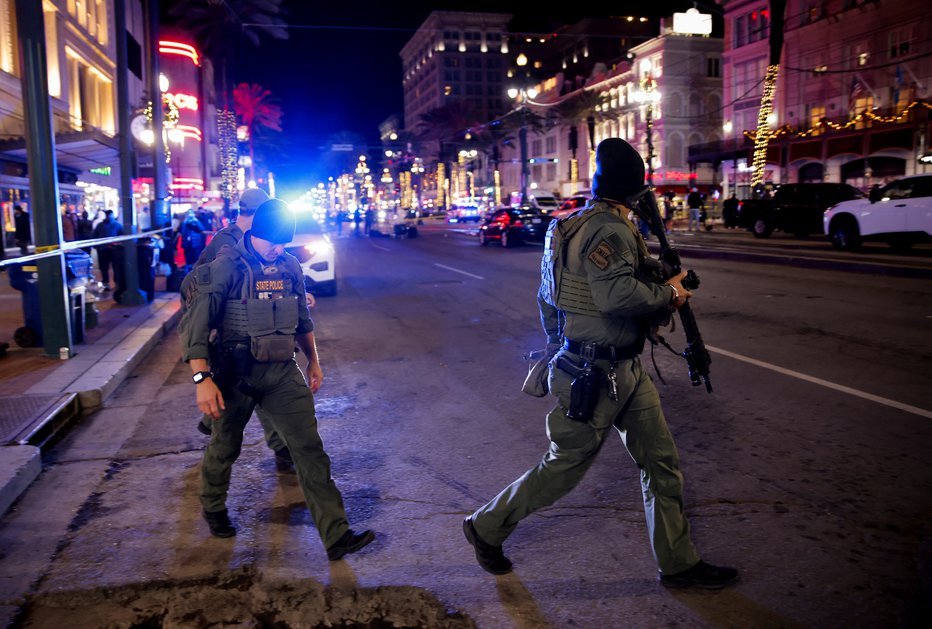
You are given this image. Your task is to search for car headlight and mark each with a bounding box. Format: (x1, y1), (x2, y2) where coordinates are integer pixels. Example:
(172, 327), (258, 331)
(304, 240), (333, 257)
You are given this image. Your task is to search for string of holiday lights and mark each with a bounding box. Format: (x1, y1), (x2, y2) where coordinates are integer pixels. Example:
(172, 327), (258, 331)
(744, 100), (932, 142)
(217, 109), (238, 201)
(751, 64), (780, 187)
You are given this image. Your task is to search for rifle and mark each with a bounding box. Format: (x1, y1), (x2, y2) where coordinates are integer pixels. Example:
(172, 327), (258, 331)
(628, 187), (713, 393)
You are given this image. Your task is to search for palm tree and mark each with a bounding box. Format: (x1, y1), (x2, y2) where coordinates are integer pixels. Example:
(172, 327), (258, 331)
(167, 0), (288, 105)
(415, 101), (488, 159)
(233, 83), (282, 181)
(555, 90), (602, 160)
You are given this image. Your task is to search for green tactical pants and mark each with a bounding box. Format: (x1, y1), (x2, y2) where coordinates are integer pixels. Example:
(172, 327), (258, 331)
(199, 409), (287, 453)
(471, 352), (701, 575)
(200, 360), (349, 548)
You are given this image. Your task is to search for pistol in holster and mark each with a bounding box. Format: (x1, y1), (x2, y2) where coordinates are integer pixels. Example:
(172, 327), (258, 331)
(556, 355), (603, 422)
(212, 343), (260, 400)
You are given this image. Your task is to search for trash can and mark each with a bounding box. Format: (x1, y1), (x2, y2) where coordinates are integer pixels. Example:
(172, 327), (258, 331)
(65, 250), (93, 344)
(7, 251), (93, 348)
(8, 263), (42, 348)
(137, 238), (160, 303)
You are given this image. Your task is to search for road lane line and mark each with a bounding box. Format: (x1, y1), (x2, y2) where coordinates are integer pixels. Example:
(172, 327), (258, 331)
(707, 345), (932, 419)
(433, 263), (485, 280)
(370, 244), (391, 252)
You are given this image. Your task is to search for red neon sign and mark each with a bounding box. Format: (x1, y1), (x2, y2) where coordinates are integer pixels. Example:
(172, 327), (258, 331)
(158, 40), (200, 66)
(170, 177), (205, 191)
(164, 92), (199, 111)
(175, 125), (202, 141)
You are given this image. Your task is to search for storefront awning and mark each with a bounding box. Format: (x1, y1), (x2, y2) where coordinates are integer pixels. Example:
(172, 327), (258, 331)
(0, 128), (119, 173)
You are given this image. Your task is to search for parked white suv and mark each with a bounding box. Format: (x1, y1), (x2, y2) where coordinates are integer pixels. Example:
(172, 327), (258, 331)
(823, 174), (932, 250)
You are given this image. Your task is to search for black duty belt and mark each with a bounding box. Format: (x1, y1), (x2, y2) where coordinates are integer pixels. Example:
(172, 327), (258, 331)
(563, 339), (641, 362)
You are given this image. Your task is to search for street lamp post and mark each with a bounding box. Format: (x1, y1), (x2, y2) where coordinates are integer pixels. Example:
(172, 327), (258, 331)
(507, 85), (538, 205)
(635, 59), (661, 188)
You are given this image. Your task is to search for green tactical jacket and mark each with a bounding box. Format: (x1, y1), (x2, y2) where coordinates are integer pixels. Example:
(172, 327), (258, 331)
(180, 237), (313, 363)
(538, 199), (674, 349)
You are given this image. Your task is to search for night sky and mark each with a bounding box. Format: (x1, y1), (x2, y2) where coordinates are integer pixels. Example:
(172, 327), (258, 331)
(178, 1), (717, 198)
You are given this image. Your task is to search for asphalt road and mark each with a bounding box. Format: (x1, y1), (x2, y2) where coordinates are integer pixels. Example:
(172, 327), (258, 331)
(2, 223), (930, 627)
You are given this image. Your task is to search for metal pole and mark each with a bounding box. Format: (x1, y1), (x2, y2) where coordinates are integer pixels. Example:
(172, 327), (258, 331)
(145, 0), (169, 231)
(114, 0), (145, 305)
(646, 101), (655, 188)
(14, 0), (72, 358)
(519, 107), (529, 205)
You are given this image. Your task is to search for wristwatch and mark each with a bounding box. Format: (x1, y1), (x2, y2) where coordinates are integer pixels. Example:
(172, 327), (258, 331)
(192, 371), (213, 384)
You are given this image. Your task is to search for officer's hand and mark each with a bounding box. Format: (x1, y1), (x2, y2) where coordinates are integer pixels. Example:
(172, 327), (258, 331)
(306, 292), (316, 309)
(665, 271), (693, 309)
(196, 378), (225, 420)
(307, 360), (324, 393)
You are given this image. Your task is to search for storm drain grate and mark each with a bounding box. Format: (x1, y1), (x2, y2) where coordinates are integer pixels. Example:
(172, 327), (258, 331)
(0, 393), (80, 446)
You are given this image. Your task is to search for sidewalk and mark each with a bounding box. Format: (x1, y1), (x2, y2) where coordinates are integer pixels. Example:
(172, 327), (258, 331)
(0, 271), (181, 515)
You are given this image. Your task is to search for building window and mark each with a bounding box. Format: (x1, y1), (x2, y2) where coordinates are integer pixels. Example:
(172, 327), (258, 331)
(806, 105), (826, 133)
(0, 0), (17, 75)
(531, 139), (542, 156)
(707, 57), (720, 78)
(65, 50), (114, 133)
(68, 0), (108, 45)
(546, 163), (556, 181)
(889, 27), (912, 59)
(545, 136), (556, 153)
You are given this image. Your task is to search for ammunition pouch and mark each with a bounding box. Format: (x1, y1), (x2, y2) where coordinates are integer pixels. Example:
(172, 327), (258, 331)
(556, 355), (603, 422)
(250, 334), (296, 363)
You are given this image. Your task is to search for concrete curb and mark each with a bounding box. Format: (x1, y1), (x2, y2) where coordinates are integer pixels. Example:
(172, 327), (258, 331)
(0, 445), (40, 516)
(0, 294), (182, 516)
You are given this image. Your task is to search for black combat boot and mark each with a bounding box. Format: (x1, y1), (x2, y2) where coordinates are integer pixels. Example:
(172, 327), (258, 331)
(463, 517), (512, 575)
(274, 446), (295, 473)
(659, 560), (739, 589)
(327, 529), (375, 560)
(202, 509), (236, 538)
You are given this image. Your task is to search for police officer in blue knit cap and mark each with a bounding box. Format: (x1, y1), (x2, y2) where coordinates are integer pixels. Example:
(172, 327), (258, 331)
(464, 138), (737, 589)
(180, 199), (375, 560)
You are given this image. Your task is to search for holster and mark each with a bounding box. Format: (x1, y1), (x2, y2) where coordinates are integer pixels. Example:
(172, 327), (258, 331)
(556, 355), (603, 422)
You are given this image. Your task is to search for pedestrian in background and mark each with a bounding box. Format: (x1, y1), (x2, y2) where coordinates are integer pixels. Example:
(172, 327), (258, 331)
(463, 138), (738, 590)
(180, 210), (206, 267)
(61, 207), (77, 242)
(687, 188), (703, 232)
(92, 209), (122, 290)
(179, 199), (375, 560)
(180, 187), (302, 473)
(77, 210), (93, 240)
(13, 205), (30, 256)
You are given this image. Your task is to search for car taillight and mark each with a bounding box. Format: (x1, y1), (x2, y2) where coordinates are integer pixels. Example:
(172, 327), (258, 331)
(513, 220), (524, 228)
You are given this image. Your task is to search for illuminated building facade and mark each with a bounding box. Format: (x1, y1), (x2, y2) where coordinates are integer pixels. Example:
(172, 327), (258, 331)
(400, 11), (513, 132)
(0, 0), (150, 248)
(155, 33), (219, 213)
(693, 0), (932, 197)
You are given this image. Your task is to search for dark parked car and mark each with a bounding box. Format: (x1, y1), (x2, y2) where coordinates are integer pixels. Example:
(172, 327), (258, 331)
(478, 207), (553, 247)
(737, 183), (866, 238)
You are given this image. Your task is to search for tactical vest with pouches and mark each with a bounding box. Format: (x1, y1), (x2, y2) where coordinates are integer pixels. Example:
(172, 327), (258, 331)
(541, 205), (614, 316)
(220, 246), (302, 363)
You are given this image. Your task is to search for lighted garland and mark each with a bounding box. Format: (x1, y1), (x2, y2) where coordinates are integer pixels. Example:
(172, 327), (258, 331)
(751, 64), (780, 187)
(217, 108), (238, 201)
(745, 99), (932, 142)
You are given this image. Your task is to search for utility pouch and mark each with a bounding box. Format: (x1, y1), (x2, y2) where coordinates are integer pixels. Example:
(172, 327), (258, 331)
(556, 355), (603, 422)
(250, 334), (296, 363)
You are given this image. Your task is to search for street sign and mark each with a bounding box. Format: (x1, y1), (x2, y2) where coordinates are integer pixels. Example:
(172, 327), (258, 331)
(331, 144), (353, 151)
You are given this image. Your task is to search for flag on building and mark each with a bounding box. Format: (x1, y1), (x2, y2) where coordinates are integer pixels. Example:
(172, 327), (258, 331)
(893, 64), (904, 110)
(848, 77), (864, 112)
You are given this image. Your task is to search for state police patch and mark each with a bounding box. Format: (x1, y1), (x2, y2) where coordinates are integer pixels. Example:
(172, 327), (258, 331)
(587, 240), (617, 270)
